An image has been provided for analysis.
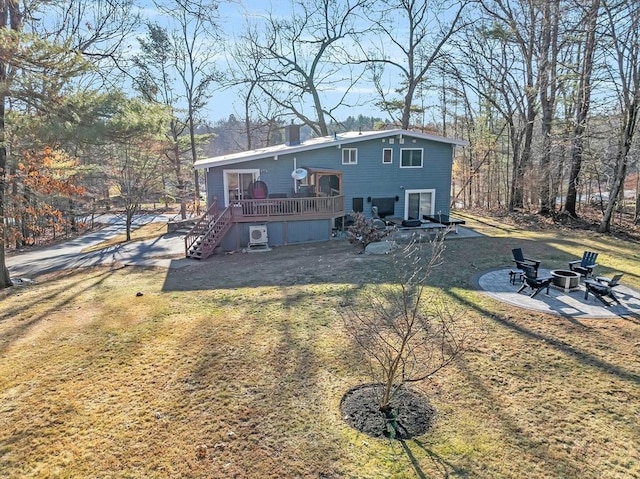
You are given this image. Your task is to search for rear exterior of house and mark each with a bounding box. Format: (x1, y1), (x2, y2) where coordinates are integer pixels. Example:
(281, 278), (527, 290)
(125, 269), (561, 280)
(188, 127), (465, 259)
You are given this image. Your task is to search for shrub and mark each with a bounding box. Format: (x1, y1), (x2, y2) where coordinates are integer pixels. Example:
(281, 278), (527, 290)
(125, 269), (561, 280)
(345, 211), (389, 248)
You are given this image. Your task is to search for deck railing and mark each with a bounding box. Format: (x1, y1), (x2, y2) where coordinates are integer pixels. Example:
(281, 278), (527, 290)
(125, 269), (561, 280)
(230, 195), (345, 221)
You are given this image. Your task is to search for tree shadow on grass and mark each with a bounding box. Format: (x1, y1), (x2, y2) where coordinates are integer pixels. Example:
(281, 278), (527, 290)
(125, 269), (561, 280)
(161, 232), (640, 293)
(449, 289), (640, 386)
(176, 286), (349, 477)
(415, 290), (639, 478)
(400, 440), (429, 479)
(403, 438), (472, 479)
(0, 268), (118, 356)
(161, 240), (404, 292)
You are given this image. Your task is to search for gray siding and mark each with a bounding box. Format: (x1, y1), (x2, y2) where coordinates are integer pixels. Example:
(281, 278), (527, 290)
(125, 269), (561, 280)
(217, 220), (332, 251)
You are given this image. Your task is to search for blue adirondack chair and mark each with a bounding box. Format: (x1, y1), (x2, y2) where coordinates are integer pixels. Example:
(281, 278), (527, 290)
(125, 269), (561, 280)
(517, 264), (553, 298)
(584, 273), (623, 306)
(568, 251), (599, 278)
(512, 248), (541, 274)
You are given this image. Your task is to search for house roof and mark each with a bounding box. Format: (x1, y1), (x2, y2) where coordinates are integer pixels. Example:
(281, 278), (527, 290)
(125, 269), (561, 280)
(193, 129), (467, 170)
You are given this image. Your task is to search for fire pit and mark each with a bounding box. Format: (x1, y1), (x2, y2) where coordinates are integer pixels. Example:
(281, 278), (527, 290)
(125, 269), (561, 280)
(550, 270), (581, 292)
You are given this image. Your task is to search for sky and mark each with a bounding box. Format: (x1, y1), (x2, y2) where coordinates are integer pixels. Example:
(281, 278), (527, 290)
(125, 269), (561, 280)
(127, 0), (452, 127)
(210, 0), (380, 123)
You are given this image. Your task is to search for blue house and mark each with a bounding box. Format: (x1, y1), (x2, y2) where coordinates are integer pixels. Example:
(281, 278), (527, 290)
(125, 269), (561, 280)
(187, 126), (465, 259)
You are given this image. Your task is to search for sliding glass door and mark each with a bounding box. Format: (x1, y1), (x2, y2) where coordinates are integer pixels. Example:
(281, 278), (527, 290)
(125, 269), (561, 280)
(405, 189), (435, 220)
(223, 169), (260, 204)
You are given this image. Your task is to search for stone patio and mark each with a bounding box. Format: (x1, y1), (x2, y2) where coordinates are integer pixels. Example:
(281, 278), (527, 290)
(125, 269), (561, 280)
(478, 268), (640, 319)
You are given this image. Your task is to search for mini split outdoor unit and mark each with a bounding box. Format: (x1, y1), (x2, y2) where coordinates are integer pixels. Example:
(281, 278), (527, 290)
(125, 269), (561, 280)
(249, 225), (268, 244)
(248, 225), (270, 252)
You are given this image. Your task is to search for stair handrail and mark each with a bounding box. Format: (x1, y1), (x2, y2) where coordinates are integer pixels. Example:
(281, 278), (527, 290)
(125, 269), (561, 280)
(184, 199), (219, 256)
(198, 206), (234, 259)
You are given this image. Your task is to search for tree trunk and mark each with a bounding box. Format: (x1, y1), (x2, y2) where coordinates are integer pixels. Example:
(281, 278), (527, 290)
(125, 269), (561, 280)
(189, 114), (200, 216)
(510, 114), (532, 211)
(125, 206), (133, 242)
(244, 83), (255, 150)
(0, 111), (11, 286)
(401, 82), (417, 130)
(10, 165), (20, 248)
(598, 95), (639, 232)
(598, 2), (640, 232)
(538, 0), (559, 215)
(635, 172), (640, 223)
(0, 0), (20, 288)
(171, 136), (186, 220)
(564, 0), (600, 218)
(509, 33), (537, 213)
(310, 81), (329, 136)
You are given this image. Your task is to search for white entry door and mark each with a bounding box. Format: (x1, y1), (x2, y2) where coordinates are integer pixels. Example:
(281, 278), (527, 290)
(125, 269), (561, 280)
(405, 189), (435, 220)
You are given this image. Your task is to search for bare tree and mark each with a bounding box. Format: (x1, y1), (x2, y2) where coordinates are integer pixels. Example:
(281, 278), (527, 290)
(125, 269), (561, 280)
(563, 0), (602, 218)
(225, 26), (287, 150)
(105, 98), (169, 241)
(450, 16), (536, 211)
(446, 21), (530, 210)
(133, 24), (191, 219)
(479, 0), (541, 210)
(153, 0), (220, 213)
(238, 0), (369, 136)
(598, 1), (640, 232)
(42, 0), (140, 66)
(454, 0), (581, 214)
(362, 0), (469, 130)
(342, 236), (469, 419)
(537, 0), (562, 215)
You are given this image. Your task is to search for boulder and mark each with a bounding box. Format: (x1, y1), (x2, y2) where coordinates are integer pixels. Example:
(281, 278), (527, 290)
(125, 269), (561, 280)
(365, 241), (397, 255)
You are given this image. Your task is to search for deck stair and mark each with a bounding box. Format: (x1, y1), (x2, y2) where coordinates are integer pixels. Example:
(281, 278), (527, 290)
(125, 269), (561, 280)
(185, 200), (233, 260)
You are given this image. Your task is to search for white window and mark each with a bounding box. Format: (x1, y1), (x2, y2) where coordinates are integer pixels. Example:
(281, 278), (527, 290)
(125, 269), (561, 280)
(400, 148), (423, 168)
(342, 148), (358, 165)
(382, 148), (393, 164)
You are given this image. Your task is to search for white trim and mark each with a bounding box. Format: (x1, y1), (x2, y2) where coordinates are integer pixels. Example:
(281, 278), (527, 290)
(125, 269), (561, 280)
(223, 168), (260, 206)
(404, 189), (435, 220)
(194, 129), (466, 170)
(400, 148), (423, 168)
(382, 148), (393, 164)
(342, 148), (358, 165)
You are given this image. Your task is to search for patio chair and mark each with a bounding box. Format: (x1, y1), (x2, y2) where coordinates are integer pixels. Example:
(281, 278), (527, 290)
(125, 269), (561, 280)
(512, 248), (541, 274)
(517, 264), (553, 299)
(594, 273), (624, 288)
(584, 273), (623, 306)
(568, 251), (599, 278)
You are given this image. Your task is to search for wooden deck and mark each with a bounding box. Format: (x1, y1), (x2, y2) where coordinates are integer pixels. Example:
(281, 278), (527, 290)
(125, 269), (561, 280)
(229, 195), (345, 222)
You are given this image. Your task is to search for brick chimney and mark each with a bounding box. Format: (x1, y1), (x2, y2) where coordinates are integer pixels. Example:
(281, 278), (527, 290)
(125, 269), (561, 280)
(284, 123), (301, 146)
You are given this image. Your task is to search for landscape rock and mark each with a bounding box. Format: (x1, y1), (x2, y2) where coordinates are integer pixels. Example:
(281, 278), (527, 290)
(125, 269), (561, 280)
(364, 241), (397, 255)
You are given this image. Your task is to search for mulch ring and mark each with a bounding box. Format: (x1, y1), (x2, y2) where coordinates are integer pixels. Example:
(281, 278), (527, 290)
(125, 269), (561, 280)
(340, 383), (435, 440)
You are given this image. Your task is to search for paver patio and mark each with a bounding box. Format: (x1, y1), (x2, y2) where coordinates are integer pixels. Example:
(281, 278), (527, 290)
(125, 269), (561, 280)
(478, 268), (640, 319)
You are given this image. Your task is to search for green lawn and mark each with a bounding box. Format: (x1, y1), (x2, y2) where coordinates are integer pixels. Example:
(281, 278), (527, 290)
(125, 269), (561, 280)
(1, 213), (639, 478)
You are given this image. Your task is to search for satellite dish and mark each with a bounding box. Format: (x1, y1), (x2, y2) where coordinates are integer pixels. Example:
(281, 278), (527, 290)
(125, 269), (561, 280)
(291, 168), (307, 180)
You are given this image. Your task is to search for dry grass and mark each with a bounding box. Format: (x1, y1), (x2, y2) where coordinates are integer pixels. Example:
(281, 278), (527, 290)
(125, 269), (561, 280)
(1, 213), (639, 478)
(81, 222), (169, 253)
